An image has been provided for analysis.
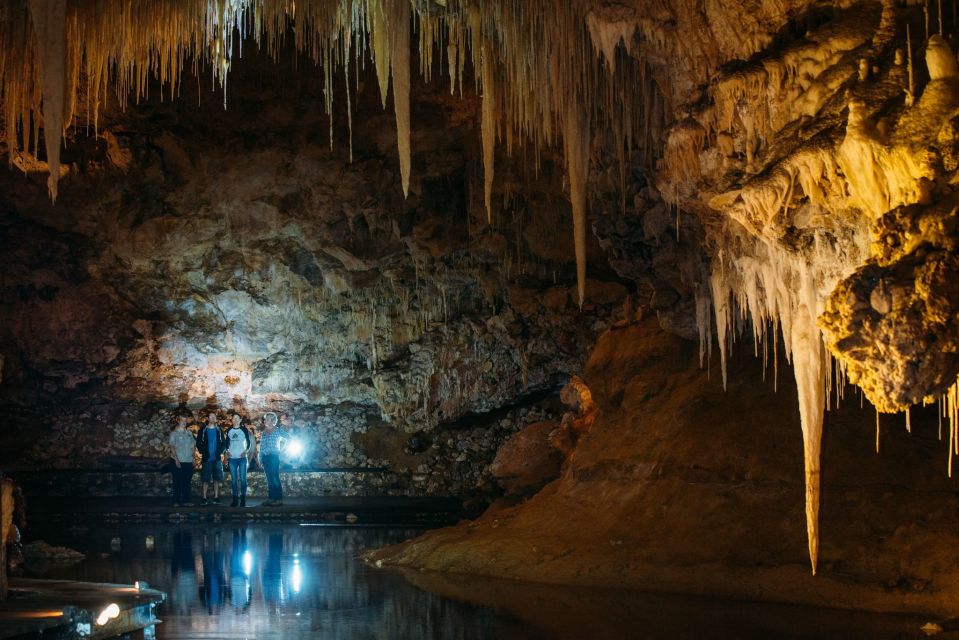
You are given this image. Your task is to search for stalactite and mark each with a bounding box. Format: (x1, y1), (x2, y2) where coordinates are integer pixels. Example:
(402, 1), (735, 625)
(699, 226), (858, 575)
(695, 290), (712, 368)
(791, 300), (825, 575)
(481, 41), (496, 225)
(940, 397), (944, 440)
(344, 33), (354, 163)
(709, 261), (731, 391)
(390, 0), (411, 198)
(907, 26), (916, 106)
(876, 410), (881, 454)
(27, 0), (68, 202)
(370, 0), (391, 109)
(1, 0), (654, 220)
(563, 99), (591, 309)
(949, 379), (959, 477)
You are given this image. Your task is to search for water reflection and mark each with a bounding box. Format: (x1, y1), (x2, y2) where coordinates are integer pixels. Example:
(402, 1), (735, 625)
(25, 524), (517, 639)
(169, 530), (195, 618)
(20, 523), (934, 639)
(230, 530), (252, 613)
(263, 532), (283, 613)
(198, 531), (227, 614)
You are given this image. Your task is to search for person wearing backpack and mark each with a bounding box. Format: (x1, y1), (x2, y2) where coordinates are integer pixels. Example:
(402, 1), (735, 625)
(196, 412), (227, 505)
(226, 413), (253, 507)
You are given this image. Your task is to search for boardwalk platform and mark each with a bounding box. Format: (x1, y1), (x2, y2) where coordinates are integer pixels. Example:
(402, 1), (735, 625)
(28, 496), (464, 527)
(0, 578), (165, 639)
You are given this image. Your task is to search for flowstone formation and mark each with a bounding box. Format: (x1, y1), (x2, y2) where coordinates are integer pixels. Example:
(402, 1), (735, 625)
(3, 0), (959, 577)
(657, 6), (959, 572)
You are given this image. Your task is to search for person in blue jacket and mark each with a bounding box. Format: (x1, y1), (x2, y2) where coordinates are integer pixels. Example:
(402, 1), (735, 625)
(196, 412), (227, 505)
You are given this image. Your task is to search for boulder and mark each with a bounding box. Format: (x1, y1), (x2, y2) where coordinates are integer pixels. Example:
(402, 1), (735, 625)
(490, 420), (564, 496)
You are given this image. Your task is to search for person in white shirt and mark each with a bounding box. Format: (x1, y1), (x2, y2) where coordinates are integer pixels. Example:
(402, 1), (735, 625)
(226, 414), (253, 507)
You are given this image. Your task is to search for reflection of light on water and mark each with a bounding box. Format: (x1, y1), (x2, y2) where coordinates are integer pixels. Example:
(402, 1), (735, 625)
(37, 525), (537, 639)
(291, 558), (302, 594)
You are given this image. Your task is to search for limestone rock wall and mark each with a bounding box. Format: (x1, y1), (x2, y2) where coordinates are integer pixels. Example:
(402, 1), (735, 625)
(0, 51), (626, 496)
(368, 318), (959, 614)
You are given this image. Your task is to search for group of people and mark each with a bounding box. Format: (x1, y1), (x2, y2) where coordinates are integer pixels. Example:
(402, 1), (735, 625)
(168, 411), (292, 507)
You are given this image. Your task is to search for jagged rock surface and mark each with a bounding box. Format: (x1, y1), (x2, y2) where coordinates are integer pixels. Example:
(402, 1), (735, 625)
(0, 54), (628, 495)
(368, 319), (959, 614)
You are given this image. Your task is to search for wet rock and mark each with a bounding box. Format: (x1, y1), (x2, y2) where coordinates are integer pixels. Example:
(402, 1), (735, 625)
(490, 420), (564, 496)
(22, 541), (85, 563)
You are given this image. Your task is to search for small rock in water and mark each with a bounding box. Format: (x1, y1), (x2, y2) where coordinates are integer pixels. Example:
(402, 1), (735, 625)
(23, 541), (85, 563)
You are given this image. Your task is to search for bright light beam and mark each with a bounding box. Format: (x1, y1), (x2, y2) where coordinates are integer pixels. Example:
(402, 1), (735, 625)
(285, 439), (304, 458)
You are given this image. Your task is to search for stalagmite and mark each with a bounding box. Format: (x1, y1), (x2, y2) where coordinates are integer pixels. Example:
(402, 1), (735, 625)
(563, 100), (591, 309)
(28, 0), (68, 202)
(925, 34), (959, 79)
(390, 0), (412, 198)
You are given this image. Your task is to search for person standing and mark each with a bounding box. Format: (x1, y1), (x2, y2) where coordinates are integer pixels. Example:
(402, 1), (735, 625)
(226, 414), (252, 507)
(168, 415), (196, 507)
(257, 412), (290, 506)
(196, 412), (227, 505)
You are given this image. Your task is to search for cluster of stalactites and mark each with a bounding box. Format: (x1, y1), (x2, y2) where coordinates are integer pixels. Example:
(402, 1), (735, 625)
(702, 240), (837, 575)
(0, 0), (658, 306)
(690, 9), (959, 575)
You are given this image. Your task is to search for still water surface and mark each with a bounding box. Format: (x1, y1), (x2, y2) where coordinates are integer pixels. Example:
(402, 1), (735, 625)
(22, 523), (940, 639)
(26, 524), (520, 639)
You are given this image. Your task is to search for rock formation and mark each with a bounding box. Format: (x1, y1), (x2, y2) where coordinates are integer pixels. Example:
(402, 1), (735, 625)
(0, 46), (625, 496)
(368, 320), (959, 615)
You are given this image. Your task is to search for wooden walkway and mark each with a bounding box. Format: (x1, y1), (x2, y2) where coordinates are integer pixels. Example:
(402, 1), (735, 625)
(0, 578), (165, 639)
(28, 495), (464, 527)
